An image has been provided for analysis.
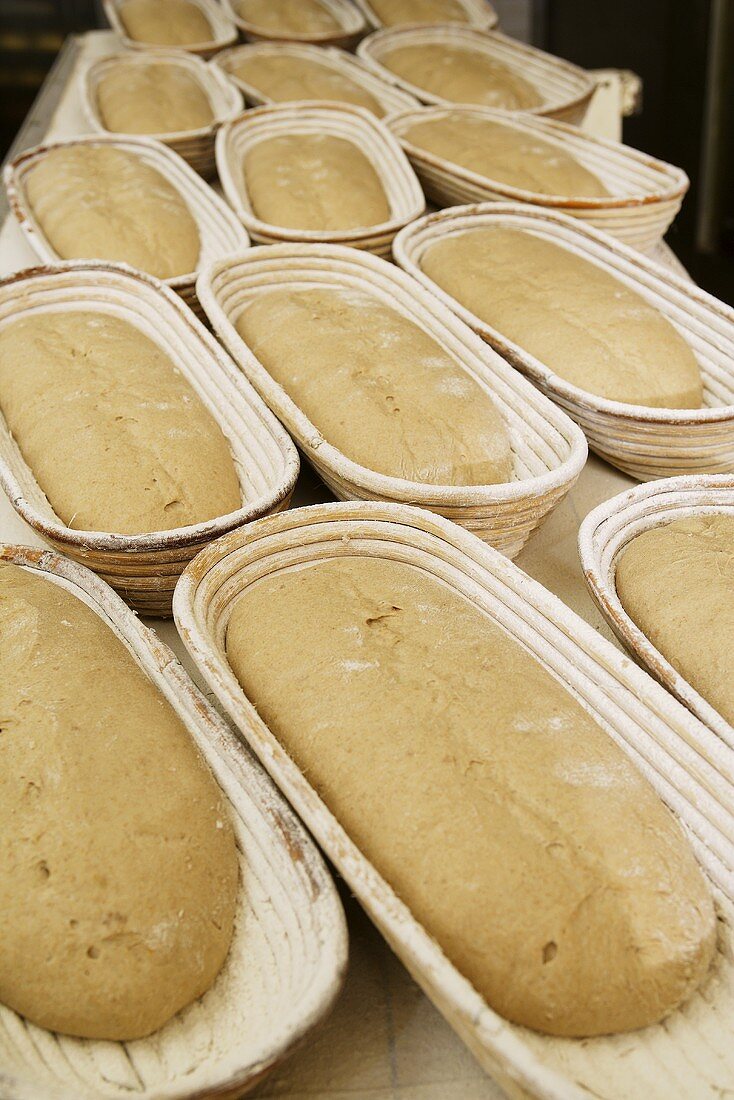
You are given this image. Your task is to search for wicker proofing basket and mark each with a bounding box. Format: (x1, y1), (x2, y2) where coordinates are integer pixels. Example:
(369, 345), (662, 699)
(353, 0), (498, 30)
(0, 543), (346, 1100)
(215, 102), (425, 258)
(3, 134), (250, 319)
(394, 203), (734, 481)
(220, 0), (366, 48)
(0, 261), (300, 617)
(102, 0), (237, 58)
(197, 243), (587, 556)
(357, 25), (596, 124)
(213, 40), (419, 115)
(81, 50), (244, 178)
(387, 105), (688, 252)
(579, 473), (734, 746)
(174, 500), (734, 1100)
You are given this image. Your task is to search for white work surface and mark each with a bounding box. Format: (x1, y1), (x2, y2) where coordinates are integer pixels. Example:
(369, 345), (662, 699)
(0, 30), (696, 1100)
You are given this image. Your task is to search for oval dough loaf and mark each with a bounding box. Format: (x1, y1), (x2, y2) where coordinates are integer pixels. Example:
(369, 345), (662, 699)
(235, 0), (341, 35)
(235, 285), (513, 484)
(225, 555), (716, 1038)
(119, 0), (213, 45)
(379, 42), (542, 108)
(24, 144), (200, 280)
(369, 0), (471, 24)
(615, 513), (734, 725)
(419, 226), (703, 407)
(0, 563), (238, 1040)
(0, 310), (241, 534)
(230, 53), (383, 116)
(97, 60), (215, 135)
(402, 112), (609, 197)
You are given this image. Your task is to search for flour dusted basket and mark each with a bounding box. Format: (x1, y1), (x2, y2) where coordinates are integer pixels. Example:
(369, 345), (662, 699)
(81, 50), (244, 177)
(198, 243), (586, 556)
(220, 0), (366, 48)
(174, 500), (734, 1100)
(102, 0), (237, 58)
(387, 105), (688, 251)
(0, 261), (299, 616)
(357, 26), (596, 124)
(0, 542), (346, 1100)
(353, 0), (498, 30)
(394, 203), (734, 480)
(3, 134), (249, 317)
(579, 474), (734, 746)
(215, 102), (425, 258)
(213, 41), (419, 115)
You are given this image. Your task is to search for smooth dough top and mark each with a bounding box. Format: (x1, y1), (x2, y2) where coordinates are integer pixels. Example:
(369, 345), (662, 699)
(0, 563), (238, 1040)
(244, 133), (391, 230)
(379, 42), (543, 108)
(402, 112), (609, 197)
(420, 226), (703, 407)
(229, 53), (384, 116)
(235, 0), (341, 35)
(0, 310), (242, 535)
(119, 0), (214, 44)
(225, 555), (716, 1038)
(234, 285), (513, 485)
(24, 144), (200, 280)
(370, 0), (471, 24)
(616, 513), (734, 726)
(97, 61), (215, 135)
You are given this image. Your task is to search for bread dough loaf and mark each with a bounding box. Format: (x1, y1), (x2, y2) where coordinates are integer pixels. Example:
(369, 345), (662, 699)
(616, 513), (734, 725)
(225, 556), (716, 1037)
(0, 563), (238, 1040)
(235, 286), (513, 484)
(235, 0), (341, 35)
(379, 43), (543, 108)
(244, 134), (391, 230)
(25, 144), (200, 280)
(369, 0), (470, 24)
(229, 52), (383, 116)
(119, 0), (213, 45)
(0, 310), (241, 534)
(402, 112), (609, 197)
(420, 227), (703, 407)
(97, 60), (215, 135)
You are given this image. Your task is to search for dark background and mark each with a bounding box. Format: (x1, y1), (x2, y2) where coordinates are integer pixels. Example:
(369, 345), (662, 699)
(0, 0), (732, 302)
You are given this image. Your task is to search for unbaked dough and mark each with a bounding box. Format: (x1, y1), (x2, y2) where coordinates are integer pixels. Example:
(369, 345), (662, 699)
(229, 52), (384, 116)
(379, 42), (543, 108)
(235, 0), (341, 35)
(235, 285), (513, 485)
(0, 310), (241, 534)
(370, 0), (470, 23)
(244, 134), (391, 230)
(0, 563), (238, 1040)
(420, 226), (703, 407)
(25, 144), (201, 280)
(616, 513), (734, 725)
(225, 555), (715, 1037)
(119, 0), (213, 45)
(402, 111), (609, 197)
(97, 60), (215, 135)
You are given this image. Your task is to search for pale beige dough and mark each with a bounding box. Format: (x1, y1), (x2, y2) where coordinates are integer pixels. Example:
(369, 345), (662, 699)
(0, 310), (241, 535)
(403, 112), (609, 197)
(244, 133), (391, 230)
(380, 42), (542, 108)
(97, 60), (214, 135)
(235, 0), (341, 35)
(25, 144), (200, 280)
(420, 227), (703, 407)
(370, 0), (470, 23)
(230, 53), (383, 115)
(0, 563), (238, 1040)
(235, 286), (513, 485)
(225, 556), (716, 1038)
(616, 513), (734, 725)
(119, 0), (213, 44)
